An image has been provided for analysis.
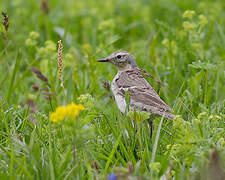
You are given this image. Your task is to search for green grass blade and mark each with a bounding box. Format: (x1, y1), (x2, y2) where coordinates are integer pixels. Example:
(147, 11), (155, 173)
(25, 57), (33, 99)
(6, 51), (22, 103)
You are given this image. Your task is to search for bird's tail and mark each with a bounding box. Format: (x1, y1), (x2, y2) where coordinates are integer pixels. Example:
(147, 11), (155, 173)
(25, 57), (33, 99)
(162, 112), (175, 120)
(148, 106), (175, 120)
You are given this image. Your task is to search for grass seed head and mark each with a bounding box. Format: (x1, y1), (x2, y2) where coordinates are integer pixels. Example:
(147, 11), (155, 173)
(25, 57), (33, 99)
(57, 40), (64, 87)
(40, 0), (50, 14)
(30, 67), (51, 88)
(2, 12), (9, 32)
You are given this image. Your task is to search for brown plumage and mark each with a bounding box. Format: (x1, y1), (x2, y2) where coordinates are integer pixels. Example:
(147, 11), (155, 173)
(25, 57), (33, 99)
(98, 51), (174, 120)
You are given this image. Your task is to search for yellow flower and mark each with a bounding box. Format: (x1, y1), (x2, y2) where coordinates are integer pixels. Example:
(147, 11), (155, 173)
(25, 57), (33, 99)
(173, 115), (184, 129)
(50, 103), (84, 123)
(197, 112), (208, 120)
(183, 21), (196, 31)
(45, 40), (56, 52)
(29, 31), (40, 39)
(162, 39), (169, 48)
(198, 14), (208, 27)
(183, 10), (196, 19)
(25, 38), (37, 47)
(78, 94), (94, 108)
(82, 44), (92, 54)
(192, 42), (201, 49)
(149, 162), (161, 173)
(209, 114), (221, 122)
(218, 138), (225, 147)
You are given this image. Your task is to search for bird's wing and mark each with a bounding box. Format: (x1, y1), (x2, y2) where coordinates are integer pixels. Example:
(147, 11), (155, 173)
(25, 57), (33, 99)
(115, 69), (172, 112)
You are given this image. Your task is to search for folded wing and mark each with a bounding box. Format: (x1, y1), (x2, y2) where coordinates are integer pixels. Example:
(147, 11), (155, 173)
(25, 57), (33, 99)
(115, 69), (173, 113)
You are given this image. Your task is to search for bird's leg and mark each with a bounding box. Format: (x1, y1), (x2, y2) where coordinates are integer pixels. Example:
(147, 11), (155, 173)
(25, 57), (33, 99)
(147, 114), (158, 138)
(149, 118), (153, 138)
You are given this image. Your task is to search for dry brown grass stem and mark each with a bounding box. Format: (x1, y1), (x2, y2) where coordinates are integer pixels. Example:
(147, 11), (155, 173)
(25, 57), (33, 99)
(1, 12), (9, 51)
(30, 67), (51, 88)
(40, 0), (50, 14)
(2, 12), (9, 32)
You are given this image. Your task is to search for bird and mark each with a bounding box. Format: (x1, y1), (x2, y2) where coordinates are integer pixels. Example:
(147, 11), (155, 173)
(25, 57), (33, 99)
(98, 51), (175, 120)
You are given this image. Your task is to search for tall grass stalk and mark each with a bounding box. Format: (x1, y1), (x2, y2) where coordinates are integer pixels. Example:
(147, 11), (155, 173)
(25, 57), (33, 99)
(57, 40), (67, 103)
(150, 115), (164, 177)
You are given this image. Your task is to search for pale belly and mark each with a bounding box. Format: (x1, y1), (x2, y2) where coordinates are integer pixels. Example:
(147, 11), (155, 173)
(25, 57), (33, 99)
(111, 76), (127, 113)
(111, 72), (151, 114)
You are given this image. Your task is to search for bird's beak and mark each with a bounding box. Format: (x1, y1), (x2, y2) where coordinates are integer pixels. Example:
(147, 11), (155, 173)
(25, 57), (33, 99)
(97, 58), (109, 63)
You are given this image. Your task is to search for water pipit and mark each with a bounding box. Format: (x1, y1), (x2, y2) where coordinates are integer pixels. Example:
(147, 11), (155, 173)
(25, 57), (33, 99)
(98, 51), (174, 120)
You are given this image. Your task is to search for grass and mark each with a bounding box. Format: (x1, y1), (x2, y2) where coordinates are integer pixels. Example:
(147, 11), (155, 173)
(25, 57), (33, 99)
(0, 0), (225, 179)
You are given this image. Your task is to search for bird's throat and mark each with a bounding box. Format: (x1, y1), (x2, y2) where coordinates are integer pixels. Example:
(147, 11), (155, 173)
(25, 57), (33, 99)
(117, 63), (133, 71)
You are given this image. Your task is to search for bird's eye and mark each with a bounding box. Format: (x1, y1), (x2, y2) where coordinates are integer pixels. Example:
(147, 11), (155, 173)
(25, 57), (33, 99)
(117, 55), (122, 59)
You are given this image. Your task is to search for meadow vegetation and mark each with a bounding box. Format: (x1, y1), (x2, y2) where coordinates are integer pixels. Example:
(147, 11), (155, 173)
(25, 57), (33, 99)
(0, 0), (224, 179)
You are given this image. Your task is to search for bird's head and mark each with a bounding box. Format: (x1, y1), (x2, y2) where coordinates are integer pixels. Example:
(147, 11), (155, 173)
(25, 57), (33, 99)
(98, 51), (137, 70)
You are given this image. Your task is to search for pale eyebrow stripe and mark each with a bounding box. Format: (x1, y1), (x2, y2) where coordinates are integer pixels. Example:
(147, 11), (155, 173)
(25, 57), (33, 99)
(118, 52), (128, 56)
